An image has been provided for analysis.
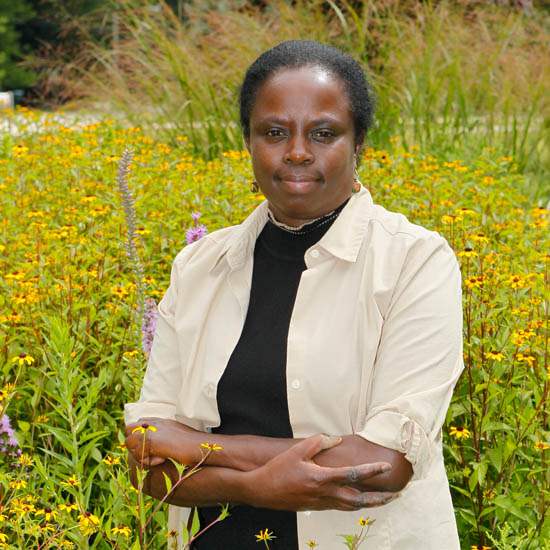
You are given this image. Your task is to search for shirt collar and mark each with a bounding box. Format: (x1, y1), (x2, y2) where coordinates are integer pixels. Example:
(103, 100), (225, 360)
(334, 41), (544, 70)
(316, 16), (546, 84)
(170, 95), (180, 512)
(212, 185), (374, 272)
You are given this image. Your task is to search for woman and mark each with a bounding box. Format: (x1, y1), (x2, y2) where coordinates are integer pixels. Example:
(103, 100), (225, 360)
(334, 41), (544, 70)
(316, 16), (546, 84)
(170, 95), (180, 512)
(125, 40), (464, 549)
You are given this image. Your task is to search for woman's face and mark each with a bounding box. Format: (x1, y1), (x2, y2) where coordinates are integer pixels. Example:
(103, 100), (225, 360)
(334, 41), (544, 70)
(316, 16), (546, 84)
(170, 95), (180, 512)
(245, 66), (360, 227)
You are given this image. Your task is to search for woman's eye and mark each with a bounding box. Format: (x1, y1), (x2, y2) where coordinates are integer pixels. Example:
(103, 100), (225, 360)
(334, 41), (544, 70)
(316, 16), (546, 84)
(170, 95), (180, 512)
(313, 129), (334, 139)
(266, 129), (285, 137)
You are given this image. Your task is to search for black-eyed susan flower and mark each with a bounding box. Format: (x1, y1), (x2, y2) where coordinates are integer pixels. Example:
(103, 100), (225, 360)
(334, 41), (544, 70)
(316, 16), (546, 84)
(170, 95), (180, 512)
(449, 426), (471, 439)
(471, 545), (491, 550)
(534, 441), (549, 451)
(465, 276), (484, 289)
(112, 525), (131, 537)
(132, 423), (157, 435)
(9, 479), (27, 490)
(358, 516), (374, 526)
(78, 512), (100, 536)
(485, 351), (504, 362)
(458, 247), (477, 258)
(507, 275), (527, 289)
(102, 455), (121, 466)
(35, 507), (58, 522)
(516, 353), (535, 367)
(58, 502), (78, 512)
(11, 353), (35, 367)
(61, 475), (80, 488)
(306, 541), (318, 548)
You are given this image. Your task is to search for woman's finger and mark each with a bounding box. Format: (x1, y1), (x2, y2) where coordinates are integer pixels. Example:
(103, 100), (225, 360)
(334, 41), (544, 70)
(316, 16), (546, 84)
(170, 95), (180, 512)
(324, 462), (392, 485)
(332, 486), (399, 510)
(286, 434), (343, 463)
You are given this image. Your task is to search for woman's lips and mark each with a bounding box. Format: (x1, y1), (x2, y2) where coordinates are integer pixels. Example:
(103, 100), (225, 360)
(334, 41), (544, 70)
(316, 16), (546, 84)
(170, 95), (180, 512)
(279, 178), (319, 194)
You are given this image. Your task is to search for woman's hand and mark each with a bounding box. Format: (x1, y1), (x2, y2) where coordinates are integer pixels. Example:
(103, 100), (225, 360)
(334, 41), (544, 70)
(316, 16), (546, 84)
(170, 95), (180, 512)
(125, 418), (200, 468)
(245, 434), (400, 512)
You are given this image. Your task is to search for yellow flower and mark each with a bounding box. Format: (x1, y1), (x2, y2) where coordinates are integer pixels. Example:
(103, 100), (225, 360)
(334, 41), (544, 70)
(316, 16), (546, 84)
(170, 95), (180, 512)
(11, 353), (35, 367)
(485, 351), (504, 362)
(0, 534), (7, 543)
(358, 516), (373, 526)
(78, 512), (100, 536)
(307, 541), (318, 548)
(471, 545), (491, 550)
(18, 454), (33, 467)
(255, 528), (276, 542)
(58, 502), (78, 512)
(132, 424), (158, 435)
(534, 441), (549, 451)
(507, 275), (527, 289)
(441, 214), (461, 225)
(449, 426), (471, 439)
(200, 442), (224, 452)
(11, 499), (35, 515)
(511, 329), (535, 346)
(516, 353), (535, 367)
(9, 479), (27, 490)
(465, 276), (484, 289)
(470, 233), (489, 244)
(458, 247), (477, 258)
(112, 525), (131, 537)
(35, 507), (58, 521)
(61, 475), (80, 488)
(103, 455), (121, 466)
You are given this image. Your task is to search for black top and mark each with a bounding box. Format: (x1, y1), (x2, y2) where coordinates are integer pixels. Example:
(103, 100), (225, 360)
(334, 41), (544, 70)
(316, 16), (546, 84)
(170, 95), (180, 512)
(193, 199), (349, 549)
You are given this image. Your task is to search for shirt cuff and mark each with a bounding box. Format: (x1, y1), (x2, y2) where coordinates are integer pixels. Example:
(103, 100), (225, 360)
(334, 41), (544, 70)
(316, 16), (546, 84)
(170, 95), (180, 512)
(356, 410), (434, 480)
(124, 402), (177, 425)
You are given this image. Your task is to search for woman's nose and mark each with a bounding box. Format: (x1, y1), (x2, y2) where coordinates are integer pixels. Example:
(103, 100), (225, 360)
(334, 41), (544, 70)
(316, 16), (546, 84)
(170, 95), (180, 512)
(283, 134), (314, 164)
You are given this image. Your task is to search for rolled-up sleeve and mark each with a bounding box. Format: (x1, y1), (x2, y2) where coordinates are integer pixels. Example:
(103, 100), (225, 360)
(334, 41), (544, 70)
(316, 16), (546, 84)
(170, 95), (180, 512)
(357, 233), (464, 480)
(124, 255), (182, 425)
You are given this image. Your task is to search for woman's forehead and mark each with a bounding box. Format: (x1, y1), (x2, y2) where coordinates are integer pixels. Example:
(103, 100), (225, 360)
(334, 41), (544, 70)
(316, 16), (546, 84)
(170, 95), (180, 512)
(251, 66), (351, 121)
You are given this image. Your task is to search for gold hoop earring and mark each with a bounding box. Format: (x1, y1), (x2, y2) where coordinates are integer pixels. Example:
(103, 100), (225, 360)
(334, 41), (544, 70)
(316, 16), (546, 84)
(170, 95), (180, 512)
(251, 180), (259, 193)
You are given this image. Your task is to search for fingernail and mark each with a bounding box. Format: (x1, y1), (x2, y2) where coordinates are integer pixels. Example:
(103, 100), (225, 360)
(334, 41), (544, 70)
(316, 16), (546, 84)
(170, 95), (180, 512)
(321, 435), (342, 450)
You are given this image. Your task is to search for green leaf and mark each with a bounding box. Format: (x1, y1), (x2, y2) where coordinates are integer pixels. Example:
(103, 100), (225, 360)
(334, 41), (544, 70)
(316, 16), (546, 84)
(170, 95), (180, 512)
(486, 446), (502, 472)
(191, 506), (200, 537)
(18, 420), (30, 432)
(162, 471), (173, 493)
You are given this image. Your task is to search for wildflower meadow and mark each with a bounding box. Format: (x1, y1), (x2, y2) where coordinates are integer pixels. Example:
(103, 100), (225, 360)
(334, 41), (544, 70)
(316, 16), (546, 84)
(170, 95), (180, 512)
(0, 104), (547, 550)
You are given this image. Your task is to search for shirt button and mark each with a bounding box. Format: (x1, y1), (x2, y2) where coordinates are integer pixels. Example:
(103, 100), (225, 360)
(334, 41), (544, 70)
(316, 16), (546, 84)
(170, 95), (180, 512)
(204, 383), (216, 398)
(291, 379), (301, 390)
(309, 249), (320, 258)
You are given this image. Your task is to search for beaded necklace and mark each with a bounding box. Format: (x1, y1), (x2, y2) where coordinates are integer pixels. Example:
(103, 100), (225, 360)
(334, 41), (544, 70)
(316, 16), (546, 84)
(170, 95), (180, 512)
(266, 202), (345, 236)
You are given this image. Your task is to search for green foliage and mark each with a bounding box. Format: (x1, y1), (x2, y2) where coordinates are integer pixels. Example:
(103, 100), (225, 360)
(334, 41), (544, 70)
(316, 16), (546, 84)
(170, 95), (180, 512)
(0, 0), (36, 89)
(0, 109), (547, 547)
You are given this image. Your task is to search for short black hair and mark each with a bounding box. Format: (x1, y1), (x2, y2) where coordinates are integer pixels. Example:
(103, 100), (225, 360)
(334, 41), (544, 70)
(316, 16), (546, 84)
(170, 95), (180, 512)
(239, 40), (376, 149)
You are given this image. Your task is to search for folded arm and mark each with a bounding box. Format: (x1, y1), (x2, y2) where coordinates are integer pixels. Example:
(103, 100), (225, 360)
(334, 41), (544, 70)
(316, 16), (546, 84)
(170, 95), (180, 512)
(127, 432), (404, 511)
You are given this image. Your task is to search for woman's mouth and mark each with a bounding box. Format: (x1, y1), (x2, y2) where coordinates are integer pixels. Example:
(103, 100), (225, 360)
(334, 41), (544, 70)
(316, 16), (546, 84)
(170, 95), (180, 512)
(278, 175), (321, 195)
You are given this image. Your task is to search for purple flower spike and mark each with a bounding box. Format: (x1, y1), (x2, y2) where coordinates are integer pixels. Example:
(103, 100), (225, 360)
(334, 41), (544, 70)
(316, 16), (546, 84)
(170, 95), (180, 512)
(191, 212), (202, 223)
(0, 414), (20, 464)
(141, 298), (159, 356)
(186, 225), (208, 245)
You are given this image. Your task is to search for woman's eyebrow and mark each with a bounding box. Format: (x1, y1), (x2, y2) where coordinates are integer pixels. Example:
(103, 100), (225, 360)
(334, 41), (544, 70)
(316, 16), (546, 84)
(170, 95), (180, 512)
(255, 116), (340, 126)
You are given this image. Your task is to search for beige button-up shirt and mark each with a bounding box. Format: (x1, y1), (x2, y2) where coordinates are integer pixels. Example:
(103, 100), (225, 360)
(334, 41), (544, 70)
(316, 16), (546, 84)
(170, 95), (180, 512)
(125, 186), (463, 549)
